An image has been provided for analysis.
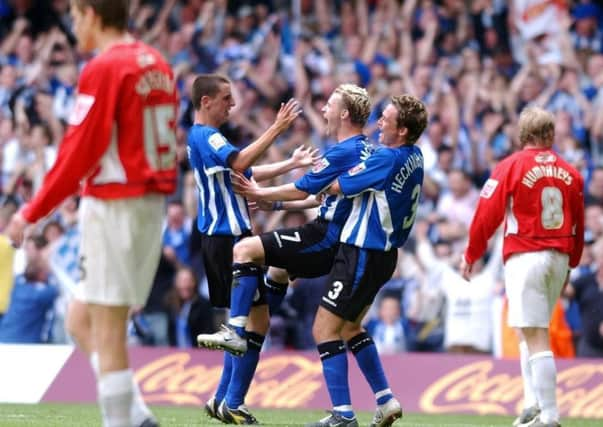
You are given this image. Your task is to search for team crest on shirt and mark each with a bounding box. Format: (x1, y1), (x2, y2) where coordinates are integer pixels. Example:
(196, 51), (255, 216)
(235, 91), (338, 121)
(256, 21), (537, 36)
(480, 178), (499, 199)
(209, 133), (227, 150)
(137, 52), (156, 68)
(312, 157), (330, 173)
(535, 152), (556, 163)
(67, 94), (95, 126)
(348, 162), (366, 176)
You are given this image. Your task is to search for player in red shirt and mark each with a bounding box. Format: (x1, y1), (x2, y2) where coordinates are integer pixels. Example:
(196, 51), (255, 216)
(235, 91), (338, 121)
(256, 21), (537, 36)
(461, 107), (584, 427)
(6, 1), (177, 426)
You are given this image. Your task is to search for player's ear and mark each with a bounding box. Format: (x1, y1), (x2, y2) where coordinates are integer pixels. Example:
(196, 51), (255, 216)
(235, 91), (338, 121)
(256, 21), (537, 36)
(398, 126), (408, 138)
(340, 109), (349, 120)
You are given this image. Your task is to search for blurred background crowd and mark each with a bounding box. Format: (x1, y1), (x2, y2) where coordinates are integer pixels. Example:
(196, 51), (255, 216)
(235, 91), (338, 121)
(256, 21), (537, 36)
(0, 0), (602, 358)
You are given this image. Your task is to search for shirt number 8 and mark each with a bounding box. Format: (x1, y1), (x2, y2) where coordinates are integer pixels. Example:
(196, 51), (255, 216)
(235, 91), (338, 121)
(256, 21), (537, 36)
(541, 186), (564, 230)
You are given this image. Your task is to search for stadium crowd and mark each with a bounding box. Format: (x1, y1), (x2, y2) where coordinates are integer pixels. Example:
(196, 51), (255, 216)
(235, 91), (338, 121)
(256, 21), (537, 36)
(0, 0), (602, 358)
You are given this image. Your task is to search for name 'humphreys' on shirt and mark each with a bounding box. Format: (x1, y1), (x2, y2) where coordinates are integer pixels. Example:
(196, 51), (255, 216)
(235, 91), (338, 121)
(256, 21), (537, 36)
(391, 152), (423, 194)
(521, 165), (573, 188)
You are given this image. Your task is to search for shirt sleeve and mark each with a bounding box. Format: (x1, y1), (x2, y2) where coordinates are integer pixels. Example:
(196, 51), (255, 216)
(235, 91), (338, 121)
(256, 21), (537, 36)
(206, 131), (239, 170)
(338, 149), (393, 197)
(21, 61), (118, 223)
(294, 144), (348, 194)
(464, 160), (510, 264)
(570, 174), (585, 268)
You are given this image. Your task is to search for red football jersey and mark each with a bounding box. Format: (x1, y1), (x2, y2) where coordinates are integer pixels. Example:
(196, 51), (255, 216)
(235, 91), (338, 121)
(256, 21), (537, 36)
(465, 148), (584, 268)
(22, 41), (178, 223)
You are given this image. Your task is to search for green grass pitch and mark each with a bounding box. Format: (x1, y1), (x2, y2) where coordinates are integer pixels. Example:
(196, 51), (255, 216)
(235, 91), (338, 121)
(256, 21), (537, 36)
(0, 404), (600, 426)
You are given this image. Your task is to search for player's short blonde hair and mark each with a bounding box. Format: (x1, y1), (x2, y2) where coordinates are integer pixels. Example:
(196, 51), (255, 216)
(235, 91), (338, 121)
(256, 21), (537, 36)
(518, 107), (555, 148)
(334, 84), (371, 127)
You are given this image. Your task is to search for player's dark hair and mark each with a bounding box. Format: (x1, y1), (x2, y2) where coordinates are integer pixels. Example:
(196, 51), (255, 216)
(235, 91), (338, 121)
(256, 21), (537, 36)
(391, 94), (428, 144)
(72, 0), (129, 31)
(191, 74), (230, 111)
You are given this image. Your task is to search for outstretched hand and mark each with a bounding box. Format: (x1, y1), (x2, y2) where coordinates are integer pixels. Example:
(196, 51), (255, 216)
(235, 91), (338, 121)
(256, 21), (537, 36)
(248, 200), (274, 211)
(291, 145), (320, 168)
(231, 172), (262, 201)
(274, 99), (302, 131)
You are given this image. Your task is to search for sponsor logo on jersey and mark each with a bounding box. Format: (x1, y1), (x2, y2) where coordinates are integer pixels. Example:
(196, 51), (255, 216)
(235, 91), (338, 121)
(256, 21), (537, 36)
(535, 152), (556, 163)
(68, 94), (95, 126)
(208, 133), (227, 151)
(480, 178), (499, 198)
(312, 157), (330, 173)
(348, 162), (366, 176)
(137, 52), (156, 68)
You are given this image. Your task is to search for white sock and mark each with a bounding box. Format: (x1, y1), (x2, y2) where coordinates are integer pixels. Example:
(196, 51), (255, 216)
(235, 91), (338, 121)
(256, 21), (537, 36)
(98, 369), (134, 427)
(130, 377), (153, 425)
(90, 352), (100, 377)
(529, 351), (559, 423)
(90, 352), (153, 425)
(519, 341), (537, 409)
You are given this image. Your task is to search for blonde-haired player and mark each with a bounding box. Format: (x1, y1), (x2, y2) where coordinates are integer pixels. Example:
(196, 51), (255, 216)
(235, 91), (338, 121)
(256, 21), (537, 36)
(462, 107), (585, 427)
(198, 83), (375, 423)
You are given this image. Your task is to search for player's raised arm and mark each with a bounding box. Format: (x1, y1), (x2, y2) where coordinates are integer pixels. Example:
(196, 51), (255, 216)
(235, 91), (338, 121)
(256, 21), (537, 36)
(229, 99), (301, 172)
(251, 145), (320, 182)
(231, 172), (309, 202)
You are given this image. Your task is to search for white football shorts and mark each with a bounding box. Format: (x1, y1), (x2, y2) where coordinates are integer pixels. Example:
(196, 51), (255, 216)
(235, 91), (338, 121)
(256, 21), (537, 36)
(79, 194), (165, 306)
(504, 250), (569, 328)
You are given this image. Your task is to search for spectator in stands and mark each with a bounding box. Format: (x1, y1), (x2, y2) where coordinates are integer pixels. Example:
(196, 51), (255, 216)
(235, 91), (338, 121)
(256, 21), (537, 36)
(416, 220), (502, 354)
(585, 166), (603, 206)
(585, 204), (603, 240)
(0, 237), (57, 343)
(0, 0), (600, 359)
(565, 238), (603, 358)
(570, 2), (602, 54)
(162, 199), (192, 268)
(0, 198), (16, 321)
(365, 292), (406, 355)
(166, 267), (214, 348)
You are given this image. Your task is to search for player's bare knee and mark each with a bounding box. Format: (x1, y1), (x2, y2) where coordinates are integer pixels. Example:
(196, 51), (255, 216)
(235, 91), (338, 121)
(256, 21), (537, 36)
(65, 313), (84, 345)
(521, 327), (539, 339)
(521, 327), (550, 352)
(233, 236), (264, 265)
(312, 310), (339, 343)
(311, 321), (323, 342)
(95, 324), (127, 350)
(340, 322), (363, 342)
(267, 266), (289, 284)
(66, 301), (91, 350)
(247, 305), (270, 335)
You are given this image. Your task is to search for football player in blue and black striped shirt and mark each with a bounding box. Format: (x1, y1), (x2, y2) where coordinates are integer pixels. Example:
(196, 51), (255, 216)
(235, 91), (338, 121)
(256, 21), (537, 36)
(307, 94), (428, 427)
(187, 73), (314, 424)
(198, 84), (375, 423)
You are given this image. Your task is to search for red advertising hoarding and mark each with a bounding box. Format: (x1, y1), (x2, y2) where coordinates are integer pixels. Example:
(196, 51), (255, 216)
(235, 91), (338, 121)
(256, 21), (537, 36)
(42, 348), (603, 419)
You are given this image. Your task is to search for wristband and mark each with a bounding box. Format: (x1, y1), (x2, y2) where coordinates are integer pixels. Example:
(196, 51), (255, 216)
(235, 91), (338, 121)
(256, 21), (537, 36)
(273, 201), (284, 211)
